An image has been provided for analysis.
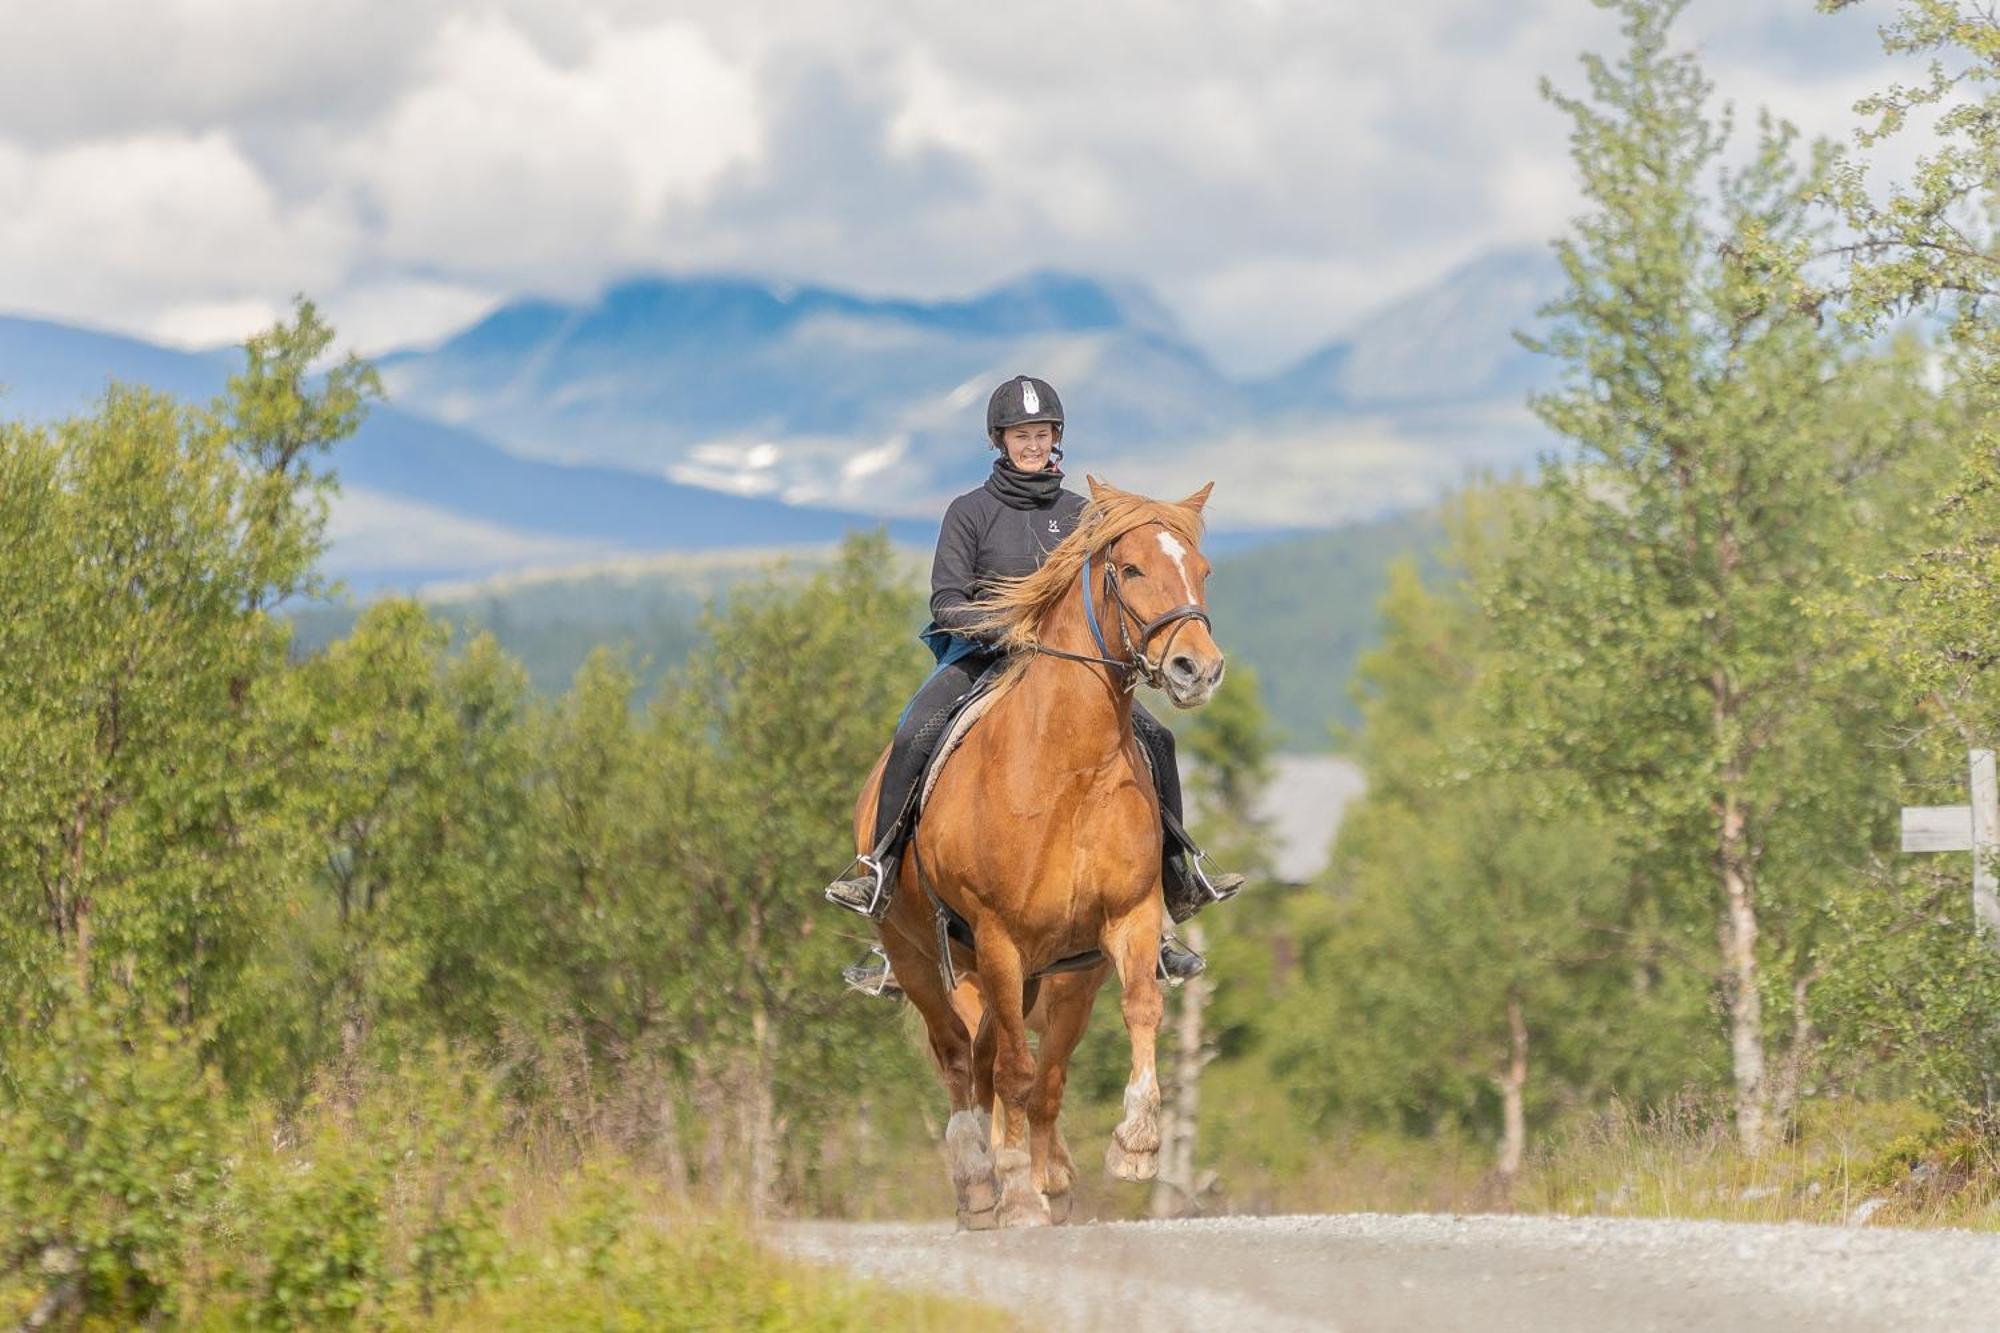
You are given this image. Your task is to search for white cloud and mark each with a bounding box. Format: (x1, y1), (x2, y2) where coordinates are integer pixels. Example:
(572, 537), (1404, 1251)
(348, 12), (759, 281)
(325, 485), (630, 576)
(0, 0), (1929, 371)
(0, 130), (350, 338)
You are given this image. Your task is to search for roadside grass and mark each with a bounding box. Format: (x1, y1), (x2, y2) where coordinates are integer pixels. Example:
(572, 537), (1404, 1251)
(1176, 1093), (2000, 1231)
(1524, 1096), (2000, 1230)
(0, 1006), (1013, 1331)
(427, 1169), (1010, 1332)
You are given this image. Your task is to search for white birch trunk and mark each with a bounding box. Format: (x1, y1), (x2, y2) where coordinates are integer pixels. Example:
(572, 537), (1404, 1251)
(1150, 921), (1210, 1218)
(1495, 990), (1528, 1182)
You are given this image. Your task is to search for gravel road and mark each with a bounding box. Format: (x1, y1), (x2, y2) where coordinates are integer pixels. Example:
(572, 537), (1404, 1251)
(778, 1213), (2000, 1331)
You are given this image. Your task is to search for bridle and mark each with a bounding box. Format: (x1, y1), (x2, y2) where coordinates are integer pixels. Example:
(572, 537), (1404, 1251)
(1032, 539), (1211, 693)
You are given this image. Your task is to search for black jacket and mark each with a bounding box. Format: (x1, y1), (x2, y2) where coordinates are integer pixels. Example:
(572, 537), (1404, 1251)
(929, 468), (1086, 635)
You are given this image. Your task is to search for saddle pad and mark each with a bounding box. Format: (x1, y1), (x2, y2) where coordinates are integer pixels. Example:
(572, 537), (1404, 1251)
(918, 687), (1003, 813)
(916, 687), (1161, 815)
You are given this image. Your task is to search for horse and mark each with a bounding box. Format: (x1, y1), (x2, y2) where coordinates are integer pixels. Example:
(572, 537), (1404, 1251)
(850, 477), (1227, 1228)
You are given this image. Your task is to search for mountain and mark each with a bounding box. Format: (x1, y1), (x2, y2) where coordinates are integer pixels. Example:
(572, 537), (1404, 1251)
(0, 313), (933, 588)
(1252, 248), (1566, 414)
(374, 249), (1566, 527)
(2, 245), (1562, 581)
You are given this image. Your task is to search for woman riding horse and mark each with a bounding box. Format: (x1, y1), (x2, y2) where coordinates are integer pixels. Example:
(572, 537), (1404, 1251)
(824, 373), (1246, 991)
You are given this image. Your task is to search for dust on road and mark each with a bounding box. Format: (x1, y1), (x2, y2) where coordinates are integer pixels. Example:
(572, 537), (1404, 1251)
(779, 1213), (2000, 1332)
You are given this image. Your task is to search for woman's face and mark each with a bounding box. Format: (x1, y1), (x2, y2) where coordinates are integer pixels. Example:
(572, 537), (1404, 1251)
(1001, 422), (1058, 472)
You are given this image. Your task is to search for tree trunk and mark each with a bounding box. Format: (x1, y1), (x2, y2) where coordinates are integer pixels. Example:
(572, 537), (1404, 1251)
(1150, 921), (1211, 1218)
(747, 1003), (778, 1217)
(744, 899), (779, 1217)
(1495, 989), (1529, 1183)
(1766, 970), (1815, 1132)
(657, 1082), (690, 1195)
(1716, 775), (1768, 1154)
(692, 1053), (728, 1196)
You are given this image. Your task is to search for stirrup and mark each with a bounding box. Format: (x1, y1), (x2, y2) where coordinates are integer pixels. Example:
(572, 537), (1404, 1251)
(824, 853), (890, 919)
(841, 945), (901, 999)
(1187, 848), (1245, 903)
(1157, 932), (1207, 987)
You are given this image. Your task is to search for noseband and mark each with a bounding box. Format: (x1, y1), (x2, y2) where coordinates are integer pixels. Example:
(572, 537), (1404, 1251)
(1032, 546), (1211, 692)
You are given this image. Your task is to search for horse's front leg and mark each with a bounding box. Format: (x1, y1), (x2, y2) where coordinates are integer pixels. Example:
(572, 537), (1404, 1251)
(1028, 969), (1106, 1223)
(971, 922), (1049, 1228)
(1103, 898), (1165, 1182)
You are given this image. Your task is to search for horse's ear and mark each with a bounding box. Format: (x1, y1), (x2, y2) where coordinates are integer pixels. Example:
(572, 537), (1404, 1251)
(1181, 482), (1215, 513)
(1086, 474), (1109, 501)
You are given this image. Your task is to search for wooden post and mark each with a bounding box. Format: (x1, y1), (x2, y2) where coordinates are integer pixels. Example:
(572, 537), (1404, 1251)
(1897, 747), (2000, 951)
(1972, 749), (2000, 940)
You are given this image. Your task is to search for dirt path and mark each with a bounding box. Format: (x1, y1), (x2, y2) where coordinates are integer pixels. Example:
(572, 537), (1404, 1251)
(778, 1213), (2000, 1332)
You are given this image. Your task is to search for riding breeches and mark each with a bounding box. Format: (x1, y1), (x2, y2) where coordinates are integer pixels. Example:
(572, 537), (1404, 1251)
(871, 652), (1000, 852)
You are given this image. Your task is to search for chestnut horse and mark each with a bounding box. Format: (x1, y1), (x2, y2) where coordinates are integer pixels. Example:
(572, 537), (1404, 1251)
(851, 478), (1226, 1228)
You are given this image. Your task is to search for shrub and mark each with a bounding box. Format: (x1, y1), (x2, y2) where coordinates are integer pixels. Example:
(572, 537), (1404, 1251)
(0, 992), (223, 1326)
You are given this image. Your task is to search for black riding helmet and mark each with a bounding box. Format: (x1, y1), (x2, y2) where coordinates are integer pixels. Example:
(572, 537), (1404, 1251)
(986, 374), (1064, 449)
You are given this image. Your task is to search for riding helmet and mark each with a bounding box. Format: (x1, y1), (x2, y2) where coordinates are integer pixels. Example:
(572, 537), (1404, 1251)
(986, 374), (1064, 446)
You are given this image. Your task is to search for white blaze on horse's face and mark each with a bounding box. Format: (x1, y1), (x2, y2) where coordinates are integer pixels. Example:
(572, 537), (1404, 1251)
(1156, 531), (1196, 603)
(1124, 523), (1223, 710)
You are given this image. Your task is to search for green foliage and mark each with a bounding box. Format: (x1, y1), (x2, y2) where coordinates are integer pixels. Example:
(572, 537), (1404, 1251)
(225, 297), (382, 606)
(1204, 511), (1440, 747)
(442, 1181), (1007, 1331)
(220, 1056), (505, 1328)
(0, 991), (222, 1325)
(1484, 0), (1940, 1147)
(0, 300), (373, 1087)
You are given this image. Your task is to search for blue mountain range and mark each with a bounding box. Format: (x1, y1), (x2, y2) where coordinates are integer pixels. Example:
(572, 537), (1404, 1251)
(0, 246), (1565, 586)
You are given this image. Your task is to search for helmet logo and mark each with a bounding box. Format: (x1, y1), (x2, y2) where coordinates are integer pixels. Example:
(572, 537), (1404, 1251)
(1020, 381), (1040, 414)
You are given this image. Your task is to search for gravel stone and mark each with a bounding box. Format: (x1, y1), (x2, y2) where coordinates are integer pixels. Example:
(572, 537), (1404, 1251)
(777, 1212), (2000, 1332)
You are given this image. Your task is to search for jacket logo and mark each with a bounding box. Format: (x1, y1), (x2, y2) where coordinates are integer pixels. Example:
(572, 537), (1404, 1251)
(1048, 519), (1060, 533)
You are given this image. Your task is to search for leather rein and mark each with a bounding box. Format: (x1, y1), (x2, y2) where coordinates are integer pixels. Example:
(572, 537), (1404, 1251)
(1031, 545), (1210, 692)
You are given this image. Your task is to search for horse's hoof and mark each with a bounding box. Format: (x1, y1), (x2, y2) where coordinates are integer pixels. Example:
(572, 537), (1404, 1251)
(958, 1205), (1000, 1232)
(1033, 1160), (1074, 1198)
(1104, 1141), (1159, 1182)
(960, 1176), (998, 1216)
(997, 1193), (1052, 1228)
(1044, 1190), (1075, 1225)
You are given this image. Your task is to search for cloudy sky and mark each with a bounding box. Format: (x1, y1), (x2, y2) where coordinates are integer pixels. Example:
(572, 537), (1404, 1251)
(0, 0), (1917, 376)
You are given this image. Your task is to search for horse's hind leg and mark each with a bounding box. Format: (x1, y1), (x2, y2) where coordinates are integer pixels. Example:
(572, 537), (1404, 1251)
(1028, 969), (1106, 1224)
(880, 925), (994, 1228)
(971, 924), (1049, 1228)
(1103, 904), (1166, 1183)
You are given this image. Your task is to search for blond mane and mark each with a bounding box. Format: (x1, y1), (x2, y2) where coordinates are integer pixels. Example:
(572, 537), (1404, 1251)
(964, 480), (1207, 655)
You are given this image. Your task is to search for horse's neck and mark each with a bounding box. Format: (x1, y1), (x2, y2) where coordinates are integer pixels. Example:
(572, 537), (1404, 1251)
(1007, 584), (1135, 766)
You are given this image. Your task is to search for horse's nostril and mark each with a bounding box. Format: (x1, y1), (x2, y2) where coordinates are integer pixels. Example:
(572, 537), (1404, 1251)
(1209, 658), (1227, 688)
(1168, 655), (1199, 682)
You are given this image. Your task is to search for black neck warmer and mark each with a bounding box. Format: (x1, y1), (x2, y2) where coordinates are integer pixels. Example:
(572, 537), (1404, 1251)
(985, 456), (1066, 509)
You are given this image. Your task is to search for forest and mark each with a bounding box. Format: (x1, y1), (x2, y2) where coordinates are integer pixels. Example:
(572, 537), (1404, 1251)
(11, 0), (2000, 1326)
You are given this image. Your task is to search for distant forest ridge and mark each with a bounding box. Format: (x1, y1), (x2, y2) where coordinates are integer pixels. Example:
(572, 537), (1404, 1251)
(290, 510), (1437, 750)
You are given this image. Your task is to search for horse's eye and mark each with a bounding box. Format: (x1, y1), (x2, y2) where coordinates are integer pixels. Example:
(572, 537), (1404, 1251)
(1121, 564), (1144, 580)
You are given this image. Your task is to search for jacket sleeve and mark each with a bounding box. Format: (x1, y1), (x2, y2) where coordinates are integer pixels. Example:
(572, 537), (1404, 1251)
(929, 496), (989, 634)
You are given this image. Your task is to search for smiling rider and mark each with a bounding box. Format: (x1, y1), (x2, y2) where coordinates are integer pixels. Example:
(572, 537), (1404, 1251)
(824, 374), (1246, 995)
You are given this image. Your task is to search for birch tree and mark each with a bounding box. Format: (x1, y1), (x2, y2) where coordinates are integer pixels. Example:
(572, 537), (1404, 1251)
(1498, 0), (1918, 1150)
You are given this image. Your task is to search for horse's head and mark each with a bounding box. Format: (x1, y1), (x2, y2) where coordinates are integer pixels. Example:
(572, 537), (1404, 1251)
(1088, 476), (1226, 709)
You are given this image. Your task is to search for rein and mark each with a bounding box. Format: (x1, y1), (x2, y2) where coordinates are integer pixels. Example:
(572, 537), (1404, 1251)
(1030, 546), (1210, 691)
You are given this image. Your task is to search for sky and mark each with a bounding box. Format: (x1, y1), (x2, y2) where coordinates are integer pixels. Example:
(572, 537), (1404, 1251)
(0, 0), (1920, 377)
